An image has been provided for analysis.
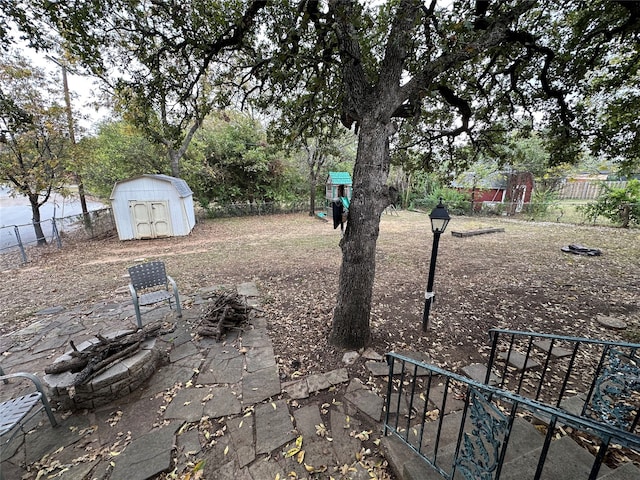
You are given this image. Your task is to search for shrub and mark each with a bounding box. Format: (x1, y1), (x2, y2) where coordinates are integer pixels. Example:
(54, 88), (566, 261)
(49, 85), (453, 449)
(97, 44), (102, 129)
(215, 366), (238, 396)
(523, 188), (558, 219)
(411, 188), (471, 215)
(578, 179), (640, 227)
(480, 201), (506, 216)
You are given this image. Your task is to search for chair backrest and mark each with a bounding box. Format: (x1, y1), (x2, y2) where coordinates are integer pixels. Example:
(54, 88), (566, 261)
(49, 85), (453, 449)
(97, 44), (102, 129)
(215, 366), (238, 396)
(128, 262), (168, 290)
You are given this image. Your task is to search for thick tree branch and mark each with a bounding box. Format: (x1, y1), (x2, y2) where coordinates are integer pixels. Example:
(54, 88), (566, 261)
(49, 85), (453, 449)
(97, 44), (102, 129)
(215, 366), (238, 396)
(378, 0), (422, 95)
(399, 1), (535, 118)
(330, 0), (371, 130)
(504, 29), (574, 127)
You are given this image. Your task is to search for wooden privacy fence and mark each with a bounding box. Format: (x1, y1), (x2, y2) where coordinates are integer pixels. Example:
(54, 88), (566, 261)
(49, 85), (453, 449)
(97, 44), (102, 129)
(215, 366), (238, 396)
(556, 180), (627, 200)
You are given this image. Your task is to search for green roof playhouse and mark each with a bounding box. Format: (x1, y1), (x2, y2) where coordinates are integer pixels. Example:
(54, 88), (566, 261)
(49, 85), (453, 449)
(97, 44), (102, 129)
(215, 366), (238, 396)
(325, 171), (352, 205)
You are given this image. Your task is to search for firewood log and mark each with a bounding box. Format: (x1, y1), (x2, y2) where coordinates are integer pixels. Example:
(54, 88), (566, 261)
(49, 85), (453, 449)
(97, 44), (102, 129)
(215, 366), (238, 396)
(74, 341), (142, 385)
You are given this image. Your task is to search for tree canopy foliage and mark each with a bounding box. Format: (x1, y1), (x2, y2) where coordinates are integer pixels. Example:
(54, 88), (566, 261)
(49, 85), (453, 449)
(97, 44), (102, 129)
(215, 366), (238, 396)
(184, 111), (305, 205)
(6, 0), (640, 347)
(0, 52), (69, 244)
(78, 121), (167, 198)
(14, 0), (268, 179)
(579, 179), (640, 227)
(8, 2), (640, 170)
(80, 113), (304, 205)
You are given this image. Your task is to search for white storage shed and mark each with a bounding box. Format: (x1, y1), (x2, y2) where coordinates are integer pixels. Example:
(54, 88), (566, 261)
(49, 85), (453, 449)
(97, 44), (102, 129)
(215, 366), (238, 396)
(110, 174), (196, 240)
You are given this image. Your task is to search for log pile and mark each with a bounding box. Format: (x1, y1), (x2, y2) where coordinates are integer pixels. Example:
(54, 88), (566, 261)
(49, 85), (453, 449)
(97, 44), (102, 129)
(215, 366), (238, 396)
(44, 322), (169, 386)
(198, 291), (252, 341)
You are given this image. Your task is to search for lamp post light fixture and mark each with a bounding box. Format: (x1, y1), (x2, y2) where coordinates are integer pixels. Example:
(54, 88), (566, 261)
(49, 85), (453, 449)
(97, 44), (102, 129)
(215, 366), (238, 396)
(422, 198), (450, 331)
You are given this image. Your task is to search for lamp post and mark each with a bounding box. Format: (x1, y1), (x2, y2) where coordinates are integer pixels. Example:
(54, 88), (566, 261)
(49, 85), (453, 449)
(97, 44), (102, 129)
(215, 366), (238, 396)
(422, 198), (450, 331)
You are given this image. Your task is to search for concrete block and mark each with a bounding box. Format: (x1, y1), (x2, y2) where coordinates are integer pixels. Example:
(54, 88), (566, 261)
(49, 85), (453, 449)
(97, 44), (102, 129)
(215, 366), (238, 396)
(461, 363), (500, 385)
(498, 351), (540, 371)
(91, 362), (129, 390)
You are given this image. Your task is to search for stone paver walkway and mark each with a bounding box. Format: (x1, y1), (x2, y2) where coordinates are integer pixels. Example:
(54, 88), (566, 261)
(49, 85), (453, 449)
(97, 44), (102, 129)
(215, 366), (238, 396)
(0, 282), (389, 480)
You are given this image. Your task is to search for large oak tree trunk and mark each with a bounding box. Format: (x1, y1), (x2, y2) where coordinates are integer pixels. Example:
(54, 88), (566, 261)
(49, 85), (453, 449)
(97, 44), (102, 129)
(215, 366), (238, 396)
(329, 119), (392, 348)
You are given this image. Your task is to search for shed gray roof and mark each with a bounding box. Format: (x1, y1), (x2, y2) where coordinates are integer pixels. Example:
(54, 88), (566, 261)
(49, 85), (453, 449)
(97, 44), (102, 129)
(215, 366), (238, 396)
(148, 174), (193, 197)
(110, 174), (193, 199)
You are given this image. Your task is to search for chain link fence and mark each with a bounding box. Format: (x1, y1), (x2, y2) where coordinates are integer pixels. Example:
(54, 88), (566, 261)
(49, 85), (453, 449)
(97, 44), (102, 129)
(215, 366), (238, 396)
(0, 208), (115, 269)
(200, 200), (311, 219)
(2, 196), (635, 270)
(469, 199), (640, 226)
(0, 202), (310, 269)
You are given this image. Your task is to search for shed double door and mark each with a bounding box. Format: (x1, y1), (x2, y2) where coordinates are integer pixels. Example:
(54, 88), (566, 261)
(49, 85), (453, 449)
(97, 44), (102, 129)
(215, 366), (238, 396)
(129, 201), (172, 239)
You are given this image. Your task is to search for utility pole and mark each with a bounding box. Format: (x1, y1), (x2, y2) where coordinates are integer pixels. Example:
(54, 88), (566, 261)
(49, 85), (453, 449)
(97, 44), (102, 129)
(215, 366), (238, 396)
(49, 55), (91, 228)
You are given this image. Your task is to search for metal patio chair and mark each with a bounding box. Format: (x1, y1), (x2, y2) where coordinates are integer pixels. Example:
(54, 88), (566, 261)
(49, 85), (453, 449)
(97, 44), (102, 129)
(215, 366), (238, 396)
(128, 261), (182, 329)
(0, 369), (58, 477)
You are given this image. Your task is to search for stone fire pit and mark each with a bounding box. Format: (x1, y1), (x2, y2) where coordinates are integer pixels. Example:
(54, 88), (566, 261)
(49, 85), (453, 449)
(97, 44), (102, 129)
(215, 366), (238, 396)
(44, 330), (165, 410)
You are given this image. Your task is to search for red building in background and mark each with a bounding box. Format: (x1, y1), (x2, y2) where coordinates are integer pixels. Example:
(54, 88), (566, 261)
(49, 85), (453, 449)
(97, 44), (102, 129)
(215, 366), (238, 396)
(453, 171), (534, 213)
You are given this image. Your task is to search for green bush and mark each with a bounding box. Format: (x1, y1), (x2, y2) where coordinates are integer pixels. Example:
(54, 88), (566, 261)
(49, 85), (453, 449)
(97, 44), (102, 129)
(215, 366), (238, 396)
(480, 201), (506, 216)
(411, 187), (471, 215)
(523, 188), (558, 219)
(578, 179), (640, 227)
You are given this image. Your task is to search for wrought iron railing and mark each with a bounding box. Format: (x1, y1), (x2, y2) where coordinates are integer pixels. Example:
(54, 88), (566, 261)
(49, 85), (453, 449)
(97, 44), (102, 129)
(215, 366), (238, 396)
(485, 330), (640, 434)
(384, 351), (640, 480)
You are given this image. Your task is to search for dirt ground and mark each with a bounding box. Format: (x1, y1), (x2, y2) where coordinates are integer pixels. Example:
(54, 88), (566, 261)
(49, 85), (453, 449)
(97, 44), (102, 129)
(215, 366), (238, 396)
(2, 210), (640, 479)
(2, 211), (639, 385)
(0, 212), (640, 378)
